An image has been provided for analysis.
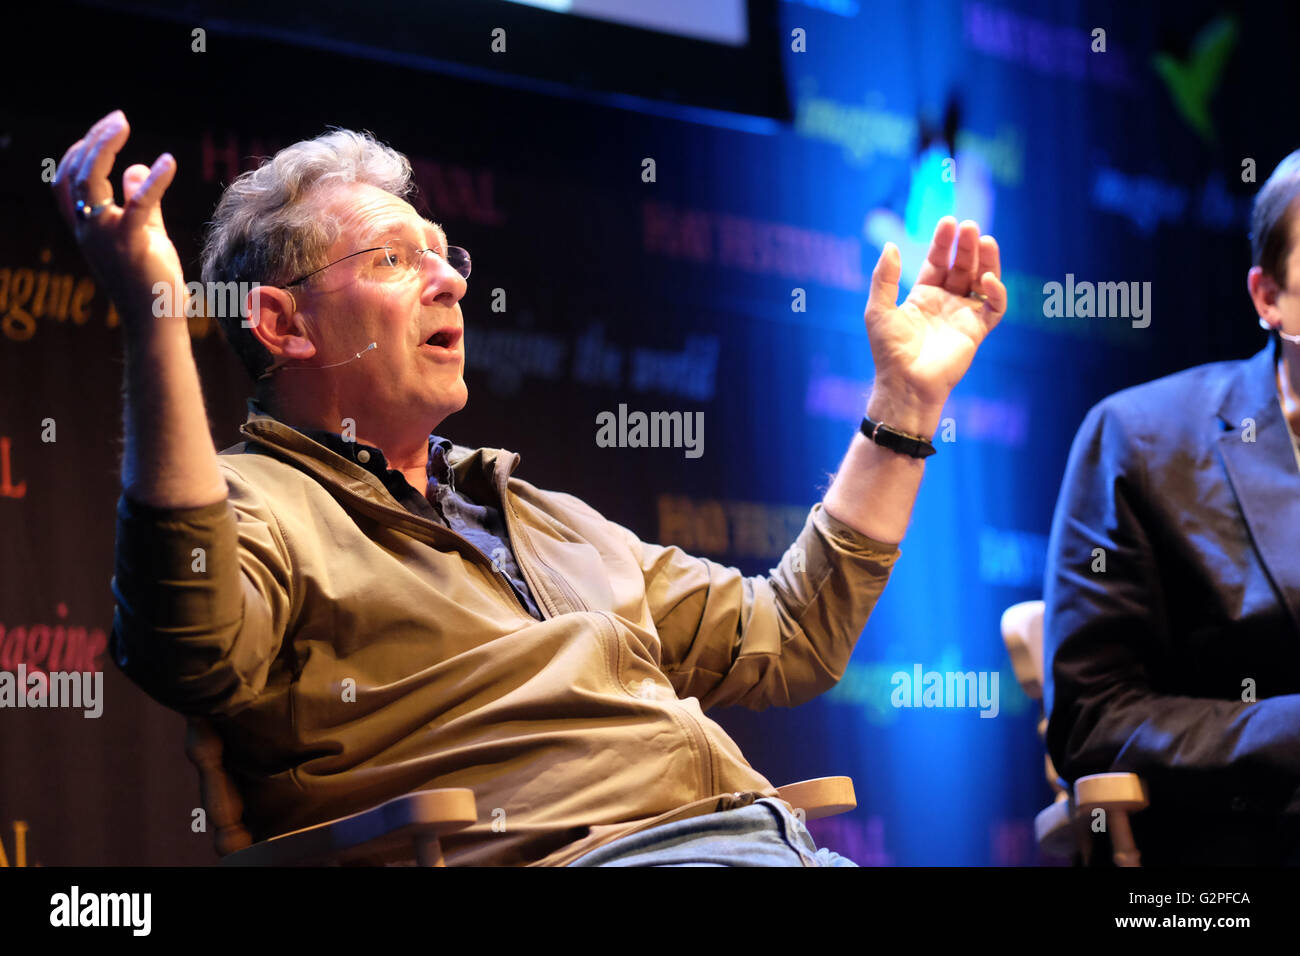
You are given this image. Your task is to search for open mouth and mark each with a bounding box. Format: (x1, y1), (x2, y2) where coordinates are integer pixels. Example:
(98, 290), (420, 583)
(423, 329), (461, 350)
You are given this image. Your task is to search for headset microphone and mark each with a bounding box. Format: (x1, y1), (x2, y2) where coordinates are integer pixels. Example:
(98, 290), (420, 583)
(258, 342), (378, 381)
(298, 341), (378, 369)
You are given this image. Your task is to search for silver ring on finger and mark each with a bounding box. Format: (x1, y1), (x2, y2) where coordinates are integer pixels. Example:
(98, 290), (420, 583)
(76, 197), (113, 220)
(969, 289), (988, 305)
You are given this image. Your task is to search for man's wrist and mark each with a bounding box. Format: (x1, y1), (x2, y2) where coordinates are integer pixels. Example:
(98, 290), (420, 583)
(123, 312), (194, 354)
(865, 382), (946, 439)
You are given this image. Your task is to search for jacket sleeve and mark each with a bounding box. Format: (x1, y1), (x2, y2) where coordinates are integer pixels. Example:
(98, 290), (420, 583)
(108, 464), (295, 718)
(1044, 398), (1300, 816)
(613, 501), (900, 712)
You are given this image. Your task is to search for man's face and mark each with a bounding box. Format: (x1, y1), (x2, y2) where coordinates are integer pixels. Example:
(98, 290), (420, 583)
(294, 181), (468, 428)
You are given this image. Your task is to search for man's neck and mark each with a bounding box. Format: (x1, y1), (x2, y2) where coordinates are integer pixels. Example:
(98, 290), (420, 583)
(257, 383), (436, 483)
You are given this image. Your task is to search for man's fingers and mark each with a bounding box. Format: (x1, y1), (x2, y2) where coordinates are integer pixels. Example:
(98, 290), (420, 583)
(80, 118), (130, 200)
(121, 154), (176, 232)
(915, 216), (957, 287)
(65, 113), (117, 192)
(978, 234), (1001, 282)
(121, 163), (152, 202)
(978, 272), (1008, 327)
(53, 137), (84, 187)
(51, 137), (87, 223)
(868, 241), (901, 314)
(73, 111), (129, 208)
(944, 220), (980, 295)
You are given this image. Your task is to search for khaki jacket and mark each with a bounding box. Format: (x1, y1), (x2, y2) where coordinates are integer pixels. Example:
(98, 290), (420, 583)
(110, 400), (900, 865)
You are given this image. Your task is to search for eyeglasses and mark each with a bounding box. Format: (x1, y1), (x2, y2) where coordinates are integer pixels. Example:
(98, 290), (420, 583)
(283, 238), (472, 288)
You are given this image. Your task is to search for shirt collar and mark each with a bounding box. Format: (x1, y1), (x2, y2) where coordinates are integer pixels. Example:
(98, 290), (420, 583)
(249, 398), (454, 478)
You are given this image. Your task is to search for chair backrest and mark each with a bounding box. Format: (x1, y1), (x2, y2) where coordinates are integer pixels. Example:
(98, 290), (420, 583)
(1000, 600), (1063, 792)
(1000, 599), (1045, 702)
(1001, 600), (1148, 866)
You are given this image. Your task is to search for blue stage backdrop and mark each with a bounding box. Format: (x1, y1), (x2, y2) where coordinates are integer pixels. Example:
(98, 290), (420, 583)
(1, 0), (1296, 864)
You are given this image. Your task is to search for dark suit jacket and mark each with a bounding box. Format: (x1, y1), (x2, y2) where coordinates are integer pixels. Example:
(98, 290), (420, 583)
(1044, 338), (1300, 865)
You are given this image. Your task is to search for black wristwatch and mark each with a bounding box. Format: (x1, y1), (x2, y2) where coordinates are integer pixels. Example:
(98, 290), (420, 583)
(860, 416), (937, 459)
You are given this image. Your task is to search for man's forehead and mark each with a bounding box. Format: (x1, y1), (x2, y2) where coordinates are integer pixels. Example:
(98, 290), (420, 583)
(324, 186), (447, 248)
(362, 214), (447, 248)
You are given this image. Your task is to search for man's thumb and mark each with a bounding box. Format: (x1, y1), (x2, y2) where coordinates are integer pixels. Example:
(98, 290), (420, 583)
(869, 241), (901, 311)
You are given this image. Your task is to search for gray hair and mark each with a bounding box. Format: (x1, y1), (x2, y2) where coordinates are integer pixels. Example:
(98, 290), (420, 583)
(200, 129), (415, 381)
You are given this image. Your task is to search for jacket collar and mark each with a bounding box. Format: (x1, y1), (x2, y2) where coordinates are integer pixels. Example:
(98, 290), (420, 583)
(1214, 337), (1285, 430)
(233, 397), (520, 520)
(1214, 337), (1300, 631)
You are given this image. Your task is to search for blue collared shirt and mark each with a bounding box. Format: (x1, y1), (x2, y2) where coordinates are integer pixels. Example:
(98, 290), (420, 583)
(295, 424), (543, 621)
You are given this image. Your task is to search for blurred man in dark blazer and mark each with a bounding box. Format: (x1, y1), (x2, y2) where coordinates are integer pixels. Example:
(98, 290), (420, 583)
(1044, 150), (1300, 865)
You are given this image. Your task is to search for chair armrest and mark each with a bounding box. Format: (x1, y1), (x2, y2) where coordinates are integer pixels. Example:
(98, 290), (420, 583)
(775, 776), (856, 820)
(220, 789), (477, 867)
(1073, 772), (1148, 813)
(1073, 772), (1148, 867)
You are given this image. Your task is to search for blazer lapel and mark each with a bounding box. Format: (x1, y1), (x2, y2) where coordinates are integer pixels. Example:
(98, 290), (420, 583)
(1215, 339), (1300, 633)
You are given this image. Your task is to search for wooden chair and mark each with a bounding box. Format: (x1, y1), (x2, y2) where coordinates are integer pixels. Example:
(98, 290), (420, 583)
(1001, 600), (1149, 866)
(186, 717), (858, 866)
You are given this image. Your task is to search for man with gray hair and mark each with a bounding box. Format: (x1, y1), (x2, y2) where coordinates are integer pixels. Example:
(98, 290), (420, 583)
(1044, 149), (1300, 865)
(53, 109), (1006, 866)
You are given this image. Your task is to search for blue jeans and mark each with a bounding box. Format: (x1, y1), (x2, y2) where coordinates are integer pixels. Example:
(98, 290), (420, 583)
(566, 798), (860, 867)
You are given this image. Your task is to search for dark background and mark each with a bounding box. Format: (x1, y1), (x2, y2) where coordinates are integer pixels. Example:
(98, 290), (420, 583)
(1, 0), (1296, 865)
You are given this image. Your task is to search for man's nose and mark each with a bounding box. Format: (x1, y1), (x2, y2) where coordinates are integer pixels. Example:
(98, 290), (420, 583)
(420, 252), (467, 305)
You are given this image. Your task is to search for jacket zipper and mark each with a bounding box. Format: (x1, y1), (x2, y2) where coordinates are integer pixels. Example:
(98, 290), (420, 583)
(676, 690), (718, 799)
(492, 461), (590, 618)
(481, 456), (718, 798)
(590, 608), (716, 799)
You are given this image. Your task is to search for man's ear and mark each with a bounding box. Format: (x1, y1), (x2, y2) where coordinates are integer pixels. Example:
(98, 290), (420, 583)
(245, 286), (317, 362)
(1249, 266), (1282, 327)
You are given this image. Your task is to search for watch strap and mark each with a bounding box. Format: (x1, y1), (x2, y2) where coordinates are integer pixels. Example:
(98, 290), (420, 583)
(860, 416), (937, 459)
